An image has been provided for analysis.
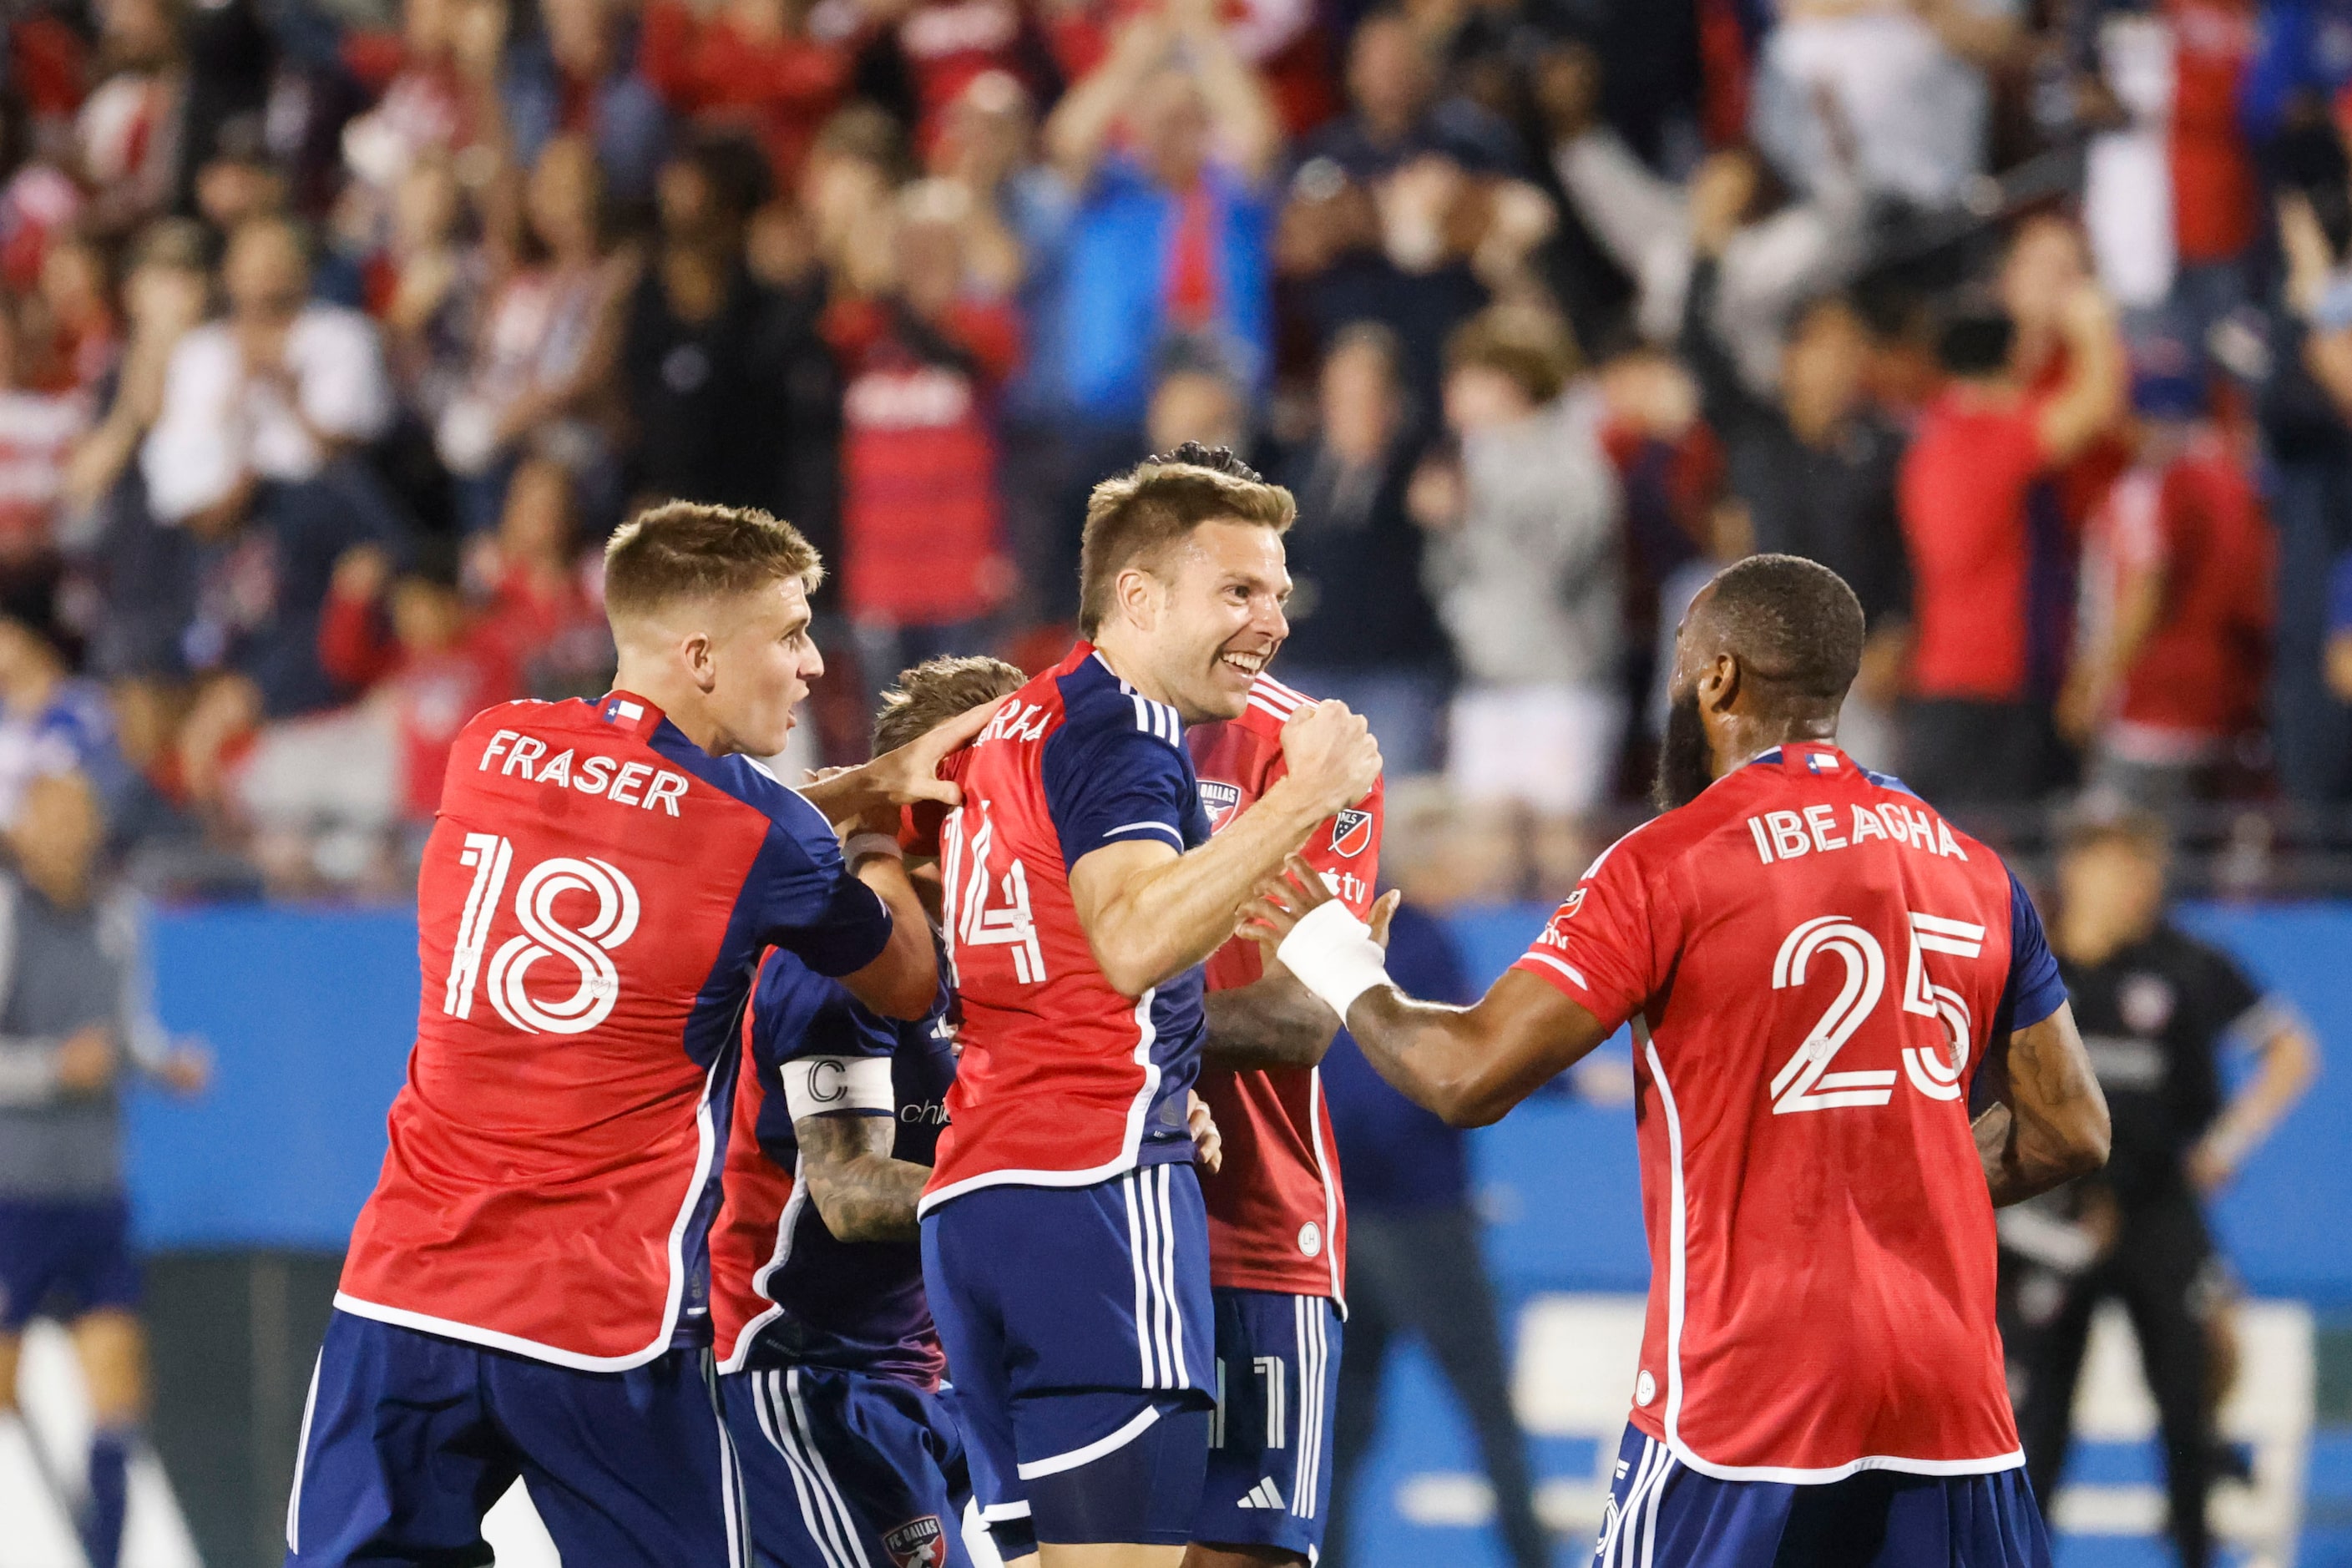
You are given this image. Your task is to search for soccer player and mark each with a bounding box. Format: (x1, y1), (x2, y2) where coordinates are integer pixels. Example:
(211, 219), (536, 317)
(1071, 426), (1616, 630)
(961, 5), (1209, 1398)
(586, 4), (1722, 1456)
(918, 445), (1382, 1568)
(1253, 554), (2115, 1564)
(286, 504), (991, 1568)
(1184, 673), (1392, 1568)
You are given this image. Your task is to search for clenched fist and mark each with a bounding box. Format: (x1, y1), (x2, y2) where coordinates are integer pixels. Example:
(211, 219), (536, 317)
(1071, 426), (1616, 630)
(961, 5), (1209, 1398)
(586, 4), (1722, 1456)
(1278, 700), (1382, 819)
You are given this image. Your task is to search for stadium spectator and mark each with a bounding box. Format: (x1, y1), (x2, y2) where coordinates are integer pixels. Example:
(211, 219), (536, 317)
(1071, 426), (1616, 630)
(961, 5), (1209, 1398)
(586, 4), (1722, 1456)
(1278, 9), (1551, 406)
(1681, 274), (1910, 770)
(1274, 322), (1449, 775)
(1320, 891), (1550, 1568)
(1145, 346), (1252, 456)
(2061, 357), (2274, 807)
(2273, 187), (2352, 800)
(0, 293), (92, 569)
(1897, 281), (2125, 805)
(498, 0), (671, 212)
(0, 589), (124, 829)
(437, 134), (632, 530)
(73, 0), (186, 240)
(0, 770), (208, 1568)
(830, 177), (1020, 706)
(640, 0), (849, 187)
(2007, 811), (2319, 1568)
(139, 216), (408, 717)
(1749, 0), (2021, 209)
(1414, 306), (1621, 890)
(317, 542), (518, 823)
(466, 456), (612, 699)
(1041, 0), (1282, 432)
(375, 153), (486, 434)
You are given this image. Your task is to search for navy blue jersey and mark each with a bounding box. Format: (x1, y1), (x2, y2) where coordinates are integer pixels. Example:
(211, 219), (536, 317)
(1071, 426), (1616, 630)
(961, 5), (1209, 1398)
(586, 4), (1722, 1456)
(712, 941), (957, 1385)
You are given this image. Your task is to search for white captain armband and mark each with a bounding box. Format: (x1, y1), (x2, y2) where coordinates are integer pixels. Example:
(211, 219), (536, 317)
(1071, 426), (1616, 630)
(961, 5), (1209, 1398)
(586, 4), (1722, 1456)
(782, 1055), (897, 1121)
(1275, 898), (1394, 1022)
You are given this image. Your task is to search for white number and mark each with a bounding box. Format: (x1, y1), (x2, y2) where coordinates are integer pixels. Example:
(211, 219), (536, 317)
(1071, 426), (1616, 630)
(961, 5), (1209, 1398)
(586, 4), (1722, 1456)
(941, 810), (1048, 984)
(1254, 1355), (1288, 1449)
(442, 835), (641, 1035)
(1769, 918), (1894, 1112)
(1768, 910), (1987, 1113)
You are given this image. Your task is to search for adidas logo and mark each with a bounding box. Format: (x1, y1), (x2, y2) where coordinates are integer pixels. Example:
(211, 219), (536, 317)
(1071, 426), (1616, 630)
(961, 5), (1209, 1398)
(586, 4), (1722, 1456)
(1237, 1478), (1288, 1510)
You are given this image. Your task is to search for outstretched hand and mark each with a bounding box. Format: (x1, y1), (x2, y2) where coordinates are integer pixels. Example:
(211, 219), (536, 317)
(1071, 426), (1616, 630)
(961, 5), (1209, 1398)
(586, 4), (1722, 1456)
(1242, 852), (1344, 949)
(873, 695), (1009, 808)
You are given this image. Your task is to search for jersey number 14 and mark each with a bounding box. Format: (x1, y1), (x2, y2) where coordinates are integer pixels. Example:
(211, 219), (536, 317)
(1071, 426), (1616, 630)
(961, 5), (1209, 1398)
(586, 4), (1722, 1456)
(441, 832), (642, 1035)
(1768, 912), (1985, 1113)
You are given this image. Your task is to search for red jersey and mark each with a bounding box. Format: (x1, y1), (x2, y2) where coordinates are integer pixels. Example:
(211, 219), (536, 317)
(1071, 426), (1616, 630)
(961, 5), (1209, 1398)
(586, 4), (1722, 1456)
(2080, 434), (2273, 746)
(2168, 0), (2260, 264)
(1188, 675), (1383, 1302)
(336, 694), (894, 1369)
(1514, 744), (2068, 1479)
(1899, 391), (2047, 701)
(921, 644), (1214, 1211)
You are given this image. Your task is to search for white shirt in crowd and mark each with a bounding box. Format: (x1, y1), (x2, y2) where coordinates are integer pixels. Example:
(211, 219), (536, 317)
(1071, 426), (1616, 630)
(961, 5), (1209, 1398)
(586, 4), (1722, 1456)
(139, 305), (395, 524)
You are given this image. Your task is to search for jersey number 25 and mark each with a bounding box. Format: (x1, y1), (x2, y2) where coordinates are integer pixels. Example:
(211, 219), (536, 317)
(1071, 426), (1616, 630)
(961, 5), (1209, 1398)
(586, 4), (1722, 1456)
(1768, 912), (1985, 1114)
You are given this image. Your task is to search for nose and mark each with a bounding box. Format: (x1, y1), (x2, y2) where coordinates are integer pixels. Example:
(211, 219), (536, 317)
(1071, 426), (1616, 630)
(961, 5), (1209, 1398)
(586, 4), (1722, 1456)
(1257, 594), (1290, 642)
(801, 641), (826, 683)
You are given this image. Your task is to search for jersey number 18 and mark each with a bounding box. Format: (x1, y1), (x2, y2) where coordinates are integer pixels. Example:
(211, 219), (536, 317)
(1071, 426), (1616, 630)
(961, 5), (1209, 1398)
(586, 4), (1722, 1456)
(442, 832), (643, 1035)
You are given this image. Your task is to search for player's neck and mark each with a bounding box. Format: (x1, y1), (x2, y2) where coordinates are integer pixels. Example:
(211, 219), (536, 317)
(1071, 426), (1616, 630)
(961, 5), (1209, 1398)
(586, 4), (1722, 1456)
(1088, 632), (1180, 714)
(608, 659), (728, 756)
(1712, 714), (1837, 776)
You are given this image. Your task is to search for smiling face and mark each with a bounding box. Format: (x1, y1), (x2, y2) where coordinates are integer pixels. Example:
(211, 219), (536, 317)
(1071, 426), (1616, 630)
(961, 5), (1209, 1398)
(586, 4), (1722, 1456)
(1125, 519), (1291, 724)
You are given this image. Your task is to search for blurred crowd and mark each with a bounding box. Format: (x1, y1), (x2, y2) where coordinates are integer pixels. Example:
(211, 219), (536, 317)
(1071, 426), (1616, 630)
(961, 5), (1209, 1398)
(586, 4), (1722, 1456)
(3, 0), (2352, 896)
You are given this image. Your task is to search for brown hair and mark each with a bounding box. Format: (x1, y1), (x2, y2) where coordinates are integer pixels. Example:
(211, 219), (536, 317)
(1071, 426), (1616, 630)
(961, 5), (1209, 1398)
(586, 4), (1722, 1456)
(1077, 443), (1295, 637)
(873, 655), (1028, 754)
(1445, 304), (1580, 406)
(603, 501), (824, 620)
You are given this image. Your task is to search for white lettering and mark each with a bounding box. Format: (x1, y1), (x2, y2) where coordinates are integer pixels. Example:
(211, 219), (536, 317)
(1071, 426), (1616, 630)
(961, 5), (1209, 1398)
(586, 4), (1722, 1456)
(1805, 803), (1846, 852)
(536, 748), (574, 787)
(1766, 810), (1810, 859)
(1850, 805), (1889, 844)
(1936, 819), (1968, 860)
(1878, 804), (1913, 846)
(576, 756), (615, 796)
(1904, 806), (1937, 849)
(1748, 816), (1775, 864)
(609, 761), (653, 807)
(480, 730), (518, 771)
(501, 736), (547, 778)
(643, 771), (690, 816)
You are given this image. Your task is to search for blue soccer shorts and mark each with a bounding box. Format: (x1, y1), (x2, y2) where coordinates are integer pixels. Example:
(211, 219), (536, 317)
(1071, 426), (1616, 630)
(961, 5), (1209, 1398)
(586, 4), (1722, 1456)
(1192, 1288), (1341, 1557)
(0, 1197), (140, 1331)
(922, 1163), (1216, 1548)
(1592, 1425), (2054, 1568)
(285, 1310), (747, 1568)
(722, 1363), (973, 1568)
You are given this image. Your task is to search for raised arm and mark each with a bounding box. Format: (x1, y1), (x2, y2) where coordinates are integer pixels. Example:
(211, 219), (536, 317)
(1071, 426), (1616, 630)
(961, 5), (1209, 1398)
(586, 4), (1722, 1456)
(2188, 1003), (2320, 1192)
(1044, 13), (1173, 187)
(1069, 701), (1380, 998)
(836, 852), (942, 1020)
(2036, 284), (2127, 465)
(1971, 1002), (2111, 1207)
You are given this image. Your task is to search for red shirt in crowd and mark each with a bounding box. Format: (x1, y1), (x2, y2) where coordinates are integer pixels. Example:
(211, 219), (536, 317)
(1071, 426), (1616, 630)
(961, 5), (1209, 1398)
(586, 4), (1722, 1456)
(2167, 0), (2260, 265)
(2081, 430), (2273, 746)
(1899, 390), (2050, 703)
(827, 295), (1019, 628)
(319, 588), (520, 820)
(640, 0), (850, 184)
(0, 387), (87, 560)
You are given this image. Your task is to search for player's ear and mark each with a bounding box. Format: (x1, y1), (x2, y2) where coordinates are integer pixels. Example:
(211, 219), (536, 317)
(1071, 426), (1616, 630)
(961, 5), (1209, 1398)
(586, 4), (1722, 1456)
(1698, 651), (1740, 714)
(681, 630), (718, 693)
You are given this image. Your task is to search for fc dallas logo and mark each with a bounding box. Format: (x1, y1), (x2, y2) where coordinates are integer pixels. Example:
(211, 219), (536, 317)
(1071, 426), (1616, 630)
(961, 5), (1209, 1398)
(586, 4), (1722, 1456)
(885, 1515), (945, 1567)
(1200, 780), (1242, 832)
(1330, 808), (1373, 857)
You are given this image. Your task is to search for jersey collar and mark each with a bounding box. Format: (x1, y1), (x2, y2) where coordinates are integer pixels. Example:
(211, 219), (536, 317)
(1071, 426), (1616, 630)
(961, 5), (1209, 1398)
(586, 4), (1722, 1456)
(597, 690), (667, 742)
(1743, 742), (1852, 778)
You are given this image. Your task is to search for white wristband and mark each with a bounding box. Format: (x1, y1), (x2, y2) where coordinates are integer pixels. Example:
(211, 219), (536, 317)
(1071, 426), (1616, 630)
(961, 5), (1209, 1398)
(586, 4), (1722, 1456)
(846, 832), (904, 867)
(1276, 898), (1393, 1022)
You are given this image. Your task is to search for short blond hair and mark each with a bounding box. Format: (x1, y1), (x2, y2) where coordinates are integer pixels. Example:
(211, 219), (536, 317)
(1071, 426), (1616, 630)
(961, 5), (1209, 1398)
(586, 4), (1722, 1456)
(604, 501), (823, 620)
(1078, 443), (1294, 637)
(873, 655), (1028, 754)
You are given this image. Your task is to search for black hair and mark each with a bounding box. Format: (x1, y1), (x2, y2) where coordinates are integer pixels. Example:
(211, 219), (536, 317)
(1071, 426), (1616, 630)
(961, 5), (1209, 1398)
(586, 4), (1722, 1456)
(1937, 307), (2015, 377)
(1703, 553), (1865, 704)
(1142, 441), (1267, 484)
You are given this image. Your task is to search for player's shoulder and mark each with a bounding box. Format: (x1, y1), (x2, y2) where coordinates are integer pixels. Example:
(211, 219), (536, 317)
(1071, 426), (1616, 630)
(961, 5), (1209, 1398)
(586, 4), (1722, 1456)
(1050, 645), (1185, 756)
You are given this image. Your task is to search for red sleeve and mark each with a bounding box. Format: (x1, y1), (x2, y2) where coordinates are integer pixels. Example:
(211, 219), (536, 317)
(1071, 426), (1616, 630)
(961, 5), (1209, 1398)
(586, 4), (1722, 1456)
(1510, 829), (1659, 1029)
(1294, 774), (1381, 919)
(318, 588), (401, 690)
(639, 0), (700, 103)
(946, 301), (1023, 385)
(742, 34), (850, 105)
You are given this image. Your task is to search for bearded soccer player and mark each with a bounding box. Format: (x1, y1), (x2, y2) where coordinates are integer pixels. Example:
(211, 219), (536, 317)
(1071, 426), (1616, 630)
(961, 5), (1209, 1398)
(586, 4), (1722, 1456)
(919, 446), (1382, 1568)
(286, 505), (989, 1568)
(1183, 674), (1393, 1568)
(1253, 554), (2112, 1565)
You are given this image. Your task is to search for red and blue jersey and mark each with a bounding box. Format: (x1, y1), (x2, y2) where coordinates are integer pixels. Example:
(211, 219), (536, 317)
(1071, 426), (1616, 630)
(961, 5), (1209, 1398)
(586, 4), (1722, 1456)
(1188, 675), (1383, 1302)
(336, 692), (893, 1371)
(1513, 744), (2067, 1479)
(920, 642), (1214, 1211)
(710, 943), (957, 1385)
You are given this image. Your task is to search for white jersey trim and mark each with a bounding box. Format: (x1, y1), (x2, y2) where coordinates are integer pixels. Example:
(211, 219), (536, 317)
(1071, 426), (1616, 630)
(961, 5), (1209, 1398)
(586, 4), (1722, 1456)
(1519, 951), (1592, 993)
(1644, 1019), (2028, 1484)
(1306, 1065), (1346, 1313)
(1016, 1404), (1164, 1479)
(717, 1151), (809, 1373)
(918, 985), (1165, 1215)
(335, 1044), (723, 1371)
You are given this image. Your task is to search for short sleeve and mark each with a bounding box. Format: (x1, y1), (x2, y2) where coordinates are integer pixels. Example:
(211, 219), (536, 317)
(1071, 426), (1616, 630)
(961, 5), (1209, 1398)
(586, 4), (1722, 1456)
(746, 950), (897, 1121)
(2197, 945), (2267, 1045)
(1040, 717), (1199, 867)
(748, 802), (894, 979)
(1509, 831), (1657, 1029)
(1296, 775), (1383, 918)
(1998, 868), (2067, 1032)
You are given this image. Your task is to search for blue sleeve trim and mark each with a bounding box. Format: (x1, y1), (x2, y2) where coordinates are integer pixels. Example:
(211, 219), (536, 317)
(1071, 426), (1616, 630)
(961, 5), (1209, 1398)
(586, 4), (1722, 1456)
(1999, 867), (2068, 1033)
(748, 950), (898, 1070)
(1040, 708), (1201, 869)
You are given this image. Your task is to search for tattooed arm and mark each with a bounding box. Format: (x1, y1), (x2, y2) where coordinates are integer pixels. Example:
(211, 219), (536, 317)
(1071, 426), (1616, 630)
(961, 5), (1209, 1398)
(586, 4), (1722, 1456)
(1972, 1003), (2112, 1207)
(794, 1114), (928, 1242)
